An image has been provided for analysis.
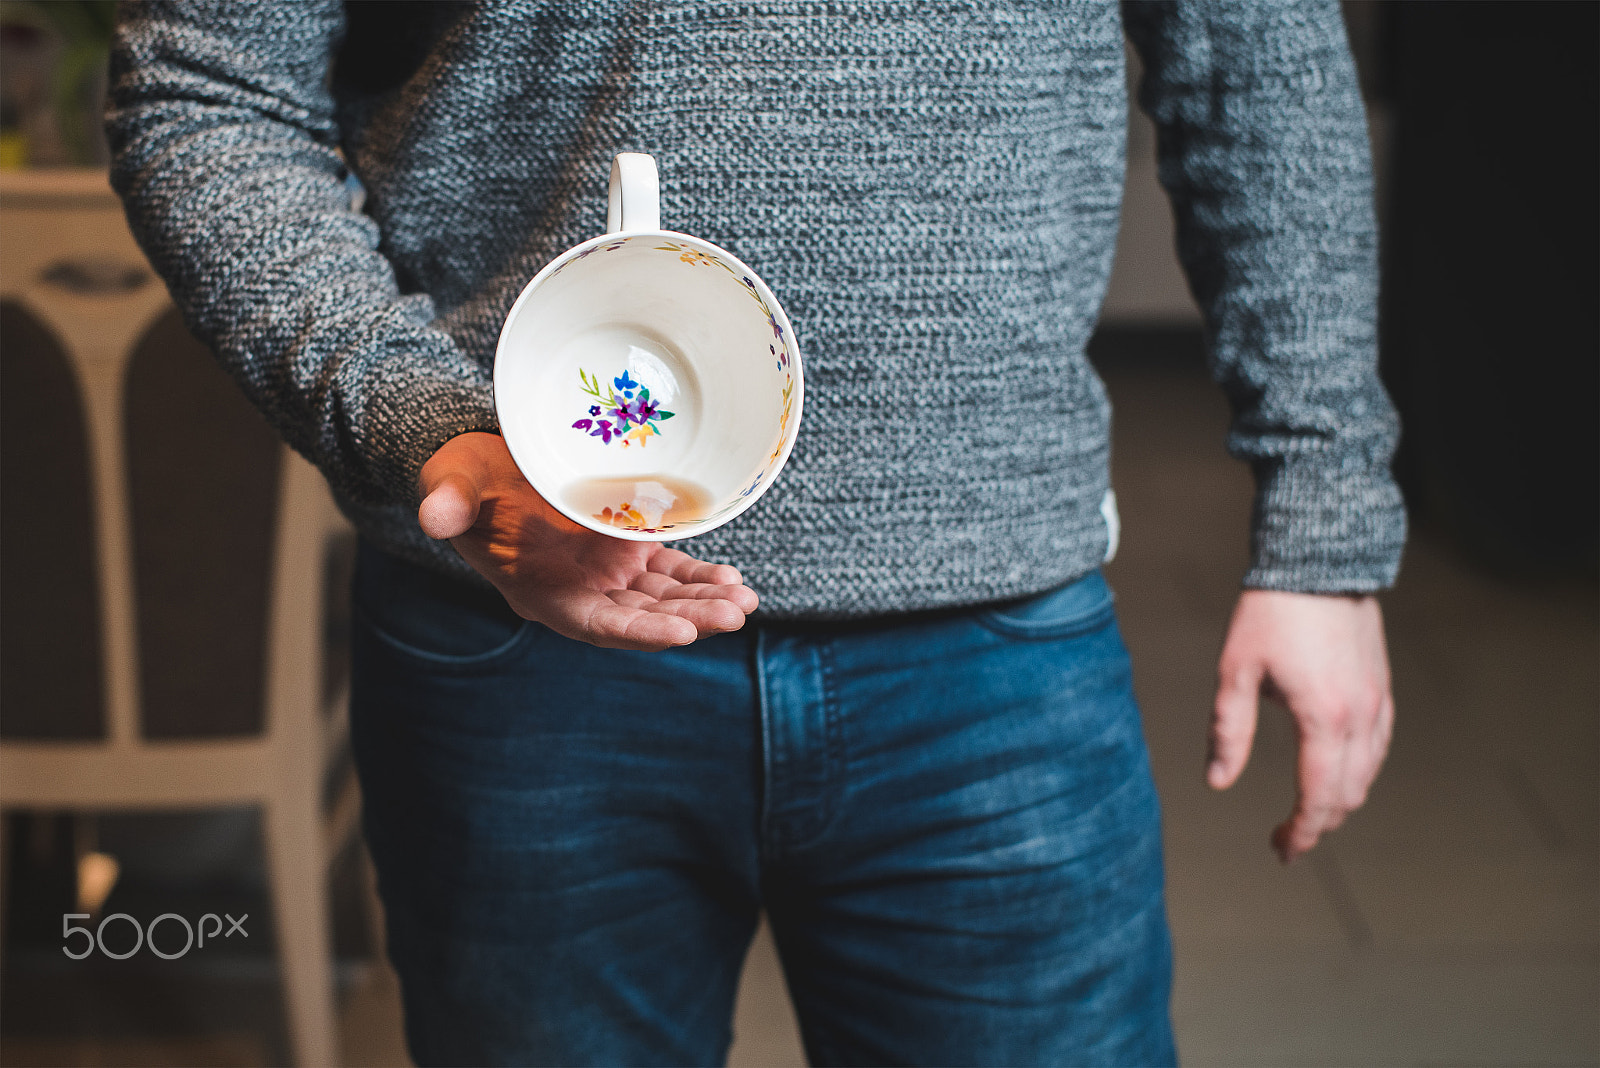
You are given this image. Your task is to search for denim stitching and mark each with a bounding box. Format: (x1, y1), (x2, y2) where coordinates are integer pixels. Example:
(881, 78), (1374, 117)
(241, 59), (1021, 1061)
(974, 596), (1116, 641)
(351, 602), (533, 671)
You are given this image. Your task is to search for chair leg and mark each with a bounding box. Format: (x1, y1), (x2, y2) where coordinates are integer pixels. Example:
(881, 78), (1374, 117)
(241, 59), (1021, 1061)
(0, 810), (9, 968)
(359, 840), (388, 966)
(264, 794), (339, 1068)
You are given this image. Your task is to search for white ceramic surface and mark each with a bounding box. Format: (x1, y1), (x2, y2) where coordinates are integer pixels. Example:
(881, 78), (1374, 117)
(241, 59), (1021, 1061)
(495, 154), (802, 541)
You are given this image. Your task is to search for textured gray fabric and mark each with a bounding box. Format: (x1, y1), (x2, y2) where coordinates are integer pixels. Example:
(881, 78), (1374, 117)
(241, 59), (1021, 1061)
(107, 0), (1405, 619)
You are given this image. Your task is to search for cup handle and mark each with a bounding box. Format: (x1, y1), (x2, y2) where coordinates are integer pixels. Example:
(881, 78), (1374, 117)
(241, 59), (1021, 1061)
(607, 153), (661, 233)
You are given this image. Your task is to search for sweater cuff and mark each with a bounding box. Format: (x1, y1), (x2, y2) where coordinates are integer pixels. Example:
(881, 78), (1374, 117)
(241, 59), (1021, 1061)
(370, 379), (501, 510)
(1243, 459), (1407, 594)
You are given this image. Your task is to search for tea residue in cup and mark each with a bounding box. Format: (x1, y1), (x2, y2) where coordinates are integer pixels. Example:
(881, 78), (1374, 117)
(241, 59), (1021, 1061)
(563, 476), (713, 534)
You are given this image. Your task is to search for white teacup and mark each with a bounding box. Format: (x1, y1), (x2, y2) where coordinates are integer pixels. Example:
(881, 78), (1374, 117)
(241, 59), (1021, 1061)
(494, 154), (803, 541)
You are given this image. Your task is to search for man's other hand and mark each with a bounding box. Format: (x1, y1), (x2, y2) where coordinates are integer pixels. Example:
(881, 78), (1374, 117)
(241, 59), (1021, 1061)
(1208, 589), (1394, 863)
(417, 432), (758, 651)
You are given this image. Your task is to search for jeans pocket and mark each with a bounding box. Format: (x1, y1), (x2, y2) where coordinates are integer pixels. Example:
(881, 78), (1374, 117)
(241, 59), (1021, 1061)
(352, 542), (531, 667)
(973, 569), (1117, 640)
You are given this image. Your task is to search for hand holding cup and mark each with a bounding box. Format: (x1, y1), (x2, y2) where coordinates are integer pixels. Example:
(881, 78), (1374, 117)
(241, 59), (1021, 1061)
(419, 154), (798, 649)
(418, 431), (759, 651)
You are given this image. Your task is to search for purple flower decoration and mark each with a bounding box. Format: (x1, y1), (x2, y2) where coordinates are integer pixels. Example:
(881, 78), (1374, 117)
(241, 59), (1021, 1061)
(573, 369), (673, 445)
(628, 395), (661, 425)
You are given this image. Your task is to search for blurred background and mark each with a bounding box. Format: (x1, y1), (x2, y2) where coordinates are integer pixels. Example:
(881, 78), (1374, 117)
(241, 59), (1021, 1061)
(0, 1), (1594, 1065)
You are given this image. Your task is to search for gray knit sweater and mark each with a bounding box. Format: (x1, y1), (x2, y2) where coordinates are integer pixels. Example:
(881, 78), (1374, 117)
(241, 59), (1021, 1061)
(107, 0), (1405, 618)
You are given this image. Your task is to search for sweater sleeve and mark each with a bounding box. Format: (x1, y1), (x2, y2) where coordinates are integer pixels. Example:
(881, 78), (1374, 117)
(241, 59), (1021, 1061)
(105, 1), (499, 509)
(1122, 0), (1406, 593)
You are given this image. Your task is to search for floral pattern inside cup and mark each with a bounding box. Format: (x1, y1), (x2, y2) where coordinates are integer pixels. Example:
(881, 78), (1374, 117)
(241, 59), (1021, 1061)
(571, 369), (675, 448)
(544, 236), (798, 533)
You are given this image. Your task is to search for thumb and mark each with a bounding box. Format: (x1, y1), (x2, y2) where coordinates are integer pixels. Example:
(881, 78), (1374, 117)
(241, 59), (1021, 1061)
(418, 470), (482, 540)
(1209, 658), (1264, 789)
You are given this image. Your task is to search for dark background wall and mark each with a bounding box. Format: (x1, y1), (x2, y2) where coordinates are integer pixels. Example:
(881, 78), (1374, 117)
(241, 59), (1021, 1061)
(1379, 1), (1597, 577)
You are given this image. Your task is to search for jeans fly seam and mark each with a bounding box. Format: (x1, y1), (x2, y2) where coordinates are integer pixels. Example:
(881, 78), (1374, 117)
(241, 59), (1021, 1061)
(821, 636), (842, 835)
(779, 637), (843, 853)
(754, 625), (778, 860)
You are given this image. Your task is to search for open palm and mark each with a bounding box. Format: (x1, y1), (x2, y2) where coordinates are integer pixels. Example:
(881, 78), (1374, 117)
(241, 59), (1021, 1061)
(418, 432), (758, 651)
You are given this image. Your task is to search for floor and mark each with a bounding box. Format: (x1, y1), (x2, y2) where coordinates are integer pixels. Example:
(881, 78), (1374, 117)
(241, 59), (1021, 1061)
(1094, 341), (1599, 1067)
(4, 339), (1596, 1066)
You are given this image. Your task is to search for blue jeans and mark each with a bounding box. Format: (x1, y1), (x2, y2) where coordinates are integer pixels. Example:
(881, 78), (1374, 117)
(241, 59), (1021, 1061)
(350, 544), (1175, 1067)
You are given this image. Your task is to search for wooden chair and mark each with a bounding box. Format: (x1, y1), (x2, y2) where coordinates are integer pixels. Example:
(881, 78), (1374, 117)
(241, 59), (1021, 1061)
(0, 168), (358, 1068)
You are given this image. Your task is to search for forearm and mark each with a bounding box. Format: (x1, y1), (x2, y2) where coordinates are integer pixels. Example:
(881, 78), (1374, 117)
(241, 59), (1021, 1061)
(106, 0), (497, 508)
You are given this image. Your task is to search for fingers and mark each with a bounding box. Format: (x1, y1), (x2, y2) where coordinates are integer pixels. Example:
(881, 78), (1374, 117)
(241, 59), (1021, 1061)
(1338, 687), (1393, 814)
(1209, 659), (1264, 789)
(646, 546), (745, 587)
(542, 589), (698, 651)
(1371, 690), (1395, 769)
(1275, 686), (1392, 863)
(541, 582), (749, 651)
(1274, 707), (1350, 863)
(418, 472), (482, 540)
(627, 571), (760, 613)
(602, 606), (699, 650)
(607, 587), (751, 635)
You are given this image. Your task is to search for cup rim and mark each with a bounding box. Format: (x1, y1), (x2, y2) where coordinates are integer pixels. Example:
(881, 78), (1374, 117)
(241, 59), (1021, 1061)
(493, 228), (804, 543)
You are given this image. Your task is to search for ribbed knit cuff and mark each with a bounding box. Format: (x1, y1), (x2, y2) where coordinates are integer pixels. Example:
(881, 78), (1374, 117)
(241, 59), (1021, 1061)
(1244, 459), (1407, 594)
(368, 378), (501, 510)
